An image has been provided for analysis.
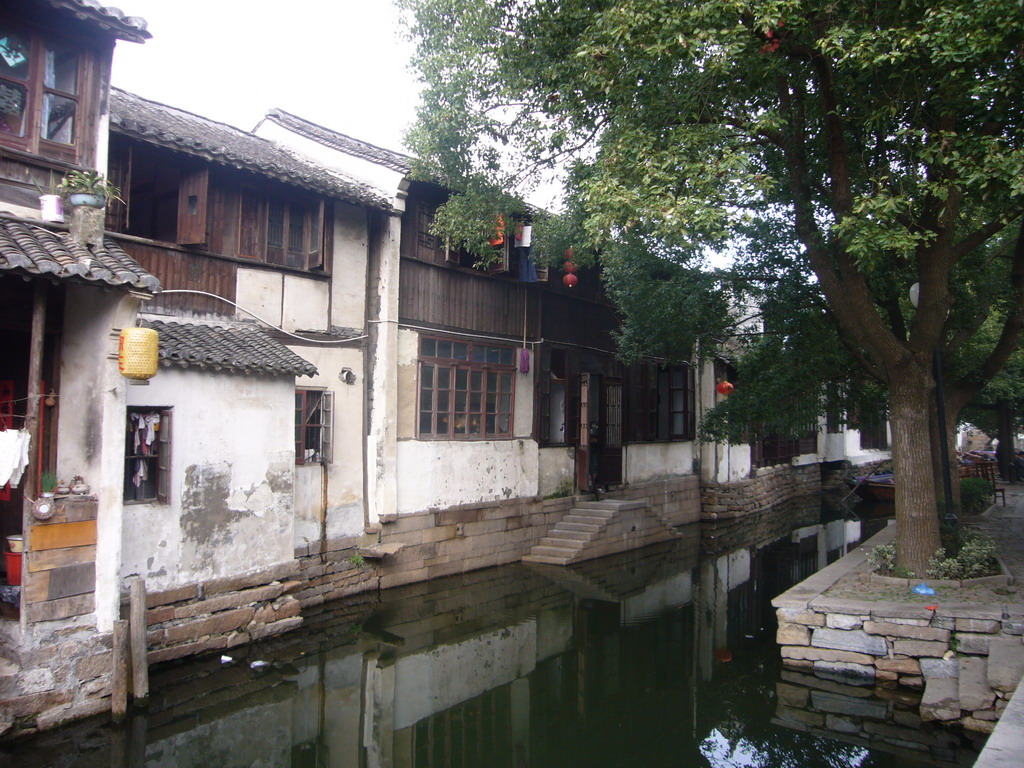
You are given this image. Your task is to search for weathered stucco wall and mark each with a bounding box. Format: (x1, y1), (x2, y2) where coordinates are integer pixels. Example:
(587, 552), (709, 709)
(538, 446), (574, 497)
(395, 438), (539, 514)
(624, 441), (695, 484)
(287, 344), (365, 544)
(124, 368), (296, 590)
(330, 203), (370, 331)
(57, 286), (141, 631)
(235, 268), (284, 328)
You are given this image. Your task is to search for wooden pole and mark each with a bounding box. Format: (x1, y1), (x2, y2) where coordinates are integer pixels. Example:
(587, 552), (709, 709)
(23, 281), (46, 498)
(112, 619), (130, 722)
(128, 577), (149, 704)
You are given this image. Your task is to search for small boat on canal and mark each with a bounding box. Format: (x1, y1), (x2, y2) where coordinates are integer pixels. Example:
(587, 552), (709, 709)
(850, 471), (895, 502)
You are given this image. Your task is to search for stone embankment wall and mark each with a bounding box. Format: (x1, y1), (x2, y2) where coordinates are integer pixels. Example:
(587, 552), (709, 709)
(702, 463), (819, 520)
(773, 525), (1024, 733)
(294, 476), (701, 598)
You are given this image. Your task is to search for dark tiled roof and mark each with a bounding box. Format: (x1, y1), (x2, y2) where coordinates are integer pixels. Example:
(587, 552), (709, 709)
(49, 0), (151, 42)
(263, 109), (414, 174)
(110, 89), (392, 211)
(0, 216), (160, 293)
(142, 319), (318, 377)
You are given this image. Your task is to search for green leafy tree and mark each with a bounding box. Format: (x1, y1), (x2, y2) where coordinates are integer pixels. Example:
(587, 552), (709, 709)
(400, 0), (1024, 575)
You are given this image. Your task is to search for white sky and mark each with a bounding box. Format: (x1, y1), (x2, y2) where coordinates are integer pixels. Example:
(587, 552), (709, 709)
(111, 0), (421, 153)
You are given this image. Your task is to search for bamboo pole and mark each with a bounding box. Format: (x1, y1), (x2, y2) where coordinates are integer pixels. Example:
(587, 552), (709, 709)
(128, 577), (149, 704)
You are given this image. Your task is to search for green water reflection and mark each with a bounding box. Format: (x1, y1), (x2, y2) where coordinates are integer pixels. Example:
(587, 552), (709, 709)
(1, 499), (985, 767)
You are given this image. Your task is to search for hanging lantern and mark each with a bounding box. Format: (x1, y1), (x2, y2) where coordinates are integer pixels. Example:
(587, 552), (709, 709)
(563, 272), (578, 288)
(119, 327), (159, 380)
(563, 260), (578, 273)
(488, 214), (506, 247)
(716, 380), (734, 396)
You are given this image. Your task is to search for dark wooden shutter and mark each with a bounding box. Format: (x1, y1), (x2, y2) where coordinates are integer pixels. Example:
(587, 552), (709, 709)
(176, 167), (209, 246)
(157, 409), (172, 504)
(238, 187), (262, 259)
(307, 199), (325, 270)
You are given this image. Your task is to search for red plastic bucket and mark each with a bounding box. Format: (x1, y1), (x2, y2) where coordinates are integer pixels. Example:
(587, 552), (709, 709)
(4, 550), (21, 586)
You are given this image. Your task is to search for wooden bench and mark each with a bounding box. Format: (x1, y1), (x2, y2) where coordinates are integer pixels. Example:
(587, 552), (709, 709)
(960, 461), (1006, 506)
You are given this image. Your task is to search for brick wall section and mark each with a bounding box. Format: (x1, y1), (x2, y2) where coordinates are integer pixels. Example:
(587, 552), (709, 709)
(702, 464), (820, 520)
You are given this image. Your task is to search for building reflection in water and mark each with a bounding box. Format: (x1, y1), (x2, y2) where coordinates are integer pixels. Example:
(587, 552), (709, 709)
(1, 499), (983, 768)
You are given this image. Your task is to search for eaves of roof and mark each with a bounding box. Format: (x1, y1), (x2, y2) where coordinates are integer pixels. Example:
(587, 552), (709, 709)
(142, 319), (318, 378)
(47, 0), (151, 42)
(0, 215), (160, 293)
(110, 89), (392, 211)
(263, 109), (414, 175)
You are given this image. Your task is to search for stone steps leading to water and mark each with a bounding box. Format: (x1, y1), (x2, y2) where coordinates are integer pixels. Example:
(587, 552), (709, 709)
(522, 499), (679, 566)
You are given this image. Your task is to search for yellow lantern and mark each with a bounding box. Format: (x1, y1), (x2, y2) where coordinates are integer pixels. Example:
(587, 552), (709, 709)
(118, 327), (158, 380)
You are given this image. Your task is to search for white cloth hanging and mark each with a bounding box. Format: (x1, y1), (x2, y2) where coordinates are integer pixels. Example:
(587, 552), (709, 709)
(0, 429), (30, 487)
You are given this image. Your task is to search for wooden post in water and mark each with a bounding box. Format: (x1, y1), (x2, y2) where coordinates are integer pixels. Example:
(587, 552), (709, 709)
(128, 577), (149, 704)
(112, 619), (129, 722)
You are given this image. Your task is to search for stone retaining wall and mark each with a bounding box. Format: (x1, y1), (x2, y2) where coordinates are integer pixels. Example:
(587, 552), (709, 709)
(702, 463), (820, 520)
(331, 475), (701, 593)
(143, 561), (305, 665)
(773, 524), (1024, 733)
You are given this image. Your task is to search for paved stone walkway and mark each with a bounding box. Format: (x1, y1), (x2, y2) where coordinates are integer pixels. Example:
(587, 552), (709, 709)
(964, 482), (1024, 768)
(966, 482), (1024, 581)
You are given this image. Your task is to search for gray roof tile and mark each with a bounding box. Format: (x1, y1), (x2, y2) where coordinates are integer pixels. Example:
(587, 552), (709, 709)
(142, 319), (317, 377)
(110, 89), (392, 211)
(0, 216), (160, 292)
(264, 108), (414, 174)
(49, 0), (151, 42)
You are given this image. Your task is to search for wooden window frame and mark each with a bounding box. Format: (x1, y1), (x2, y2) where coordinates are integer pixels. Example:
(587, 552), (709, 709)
(240, 187), (326, 271)
(296, 389), (333, 464)
(417, 336), (516, 440)
(0, 22), (94, 164)
(628, 363), (696, 442)
(124, 407), (172, 504)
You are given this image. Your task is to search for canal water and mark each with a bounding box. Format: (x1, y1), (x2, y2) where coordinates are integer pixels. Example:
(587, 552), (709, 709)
(1, 497), (987, 767)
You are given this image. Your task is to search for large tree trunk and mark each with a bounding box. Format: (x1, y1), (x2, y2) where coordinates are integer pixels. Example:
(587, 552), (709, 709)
(889, 368), (942, 575)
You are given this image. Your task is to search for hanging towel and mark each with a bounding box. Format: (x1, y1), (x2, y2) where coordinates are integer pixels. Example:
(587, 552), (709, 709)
(0, 430), (29, 487)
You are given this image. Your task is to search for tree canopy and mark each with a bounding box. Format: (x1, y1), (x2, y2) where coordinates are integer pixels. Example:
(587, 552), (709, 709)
(400, 0), (1024, 574)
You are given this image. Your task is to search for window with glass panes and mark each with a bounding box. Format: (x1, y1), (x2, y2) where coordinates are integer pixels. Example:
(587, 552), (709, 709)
(418, 337), (516, 439)
(0, 24), (91, 162)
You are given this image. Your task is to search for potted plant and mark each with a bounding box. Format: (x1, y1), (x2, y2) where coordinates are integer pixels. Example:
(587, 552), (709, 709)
(57, 169), (122, 209)
(40, 471), (57, 498)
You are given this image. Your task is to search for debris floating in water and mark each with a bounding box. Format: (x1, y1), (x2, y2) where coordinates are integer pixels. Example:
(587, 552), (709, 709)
(250, 660), (270, 669)
(220, 655), (233, 664)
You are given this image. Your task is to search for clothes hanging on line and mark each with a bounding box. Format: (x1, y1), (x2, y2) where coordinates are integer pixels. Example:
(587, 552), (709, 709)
(0, 429), (30, 487)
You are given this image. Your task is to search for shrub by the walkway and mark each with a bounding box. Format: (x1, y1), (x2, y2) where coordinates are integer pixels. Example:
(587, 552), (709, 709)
(927, 530), (1000, 580)
(960, 478), (992, 516)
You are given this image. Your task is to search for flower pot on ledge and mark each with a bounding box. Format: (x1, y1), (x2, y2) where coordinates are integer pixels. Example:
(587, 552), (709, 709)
(67, 192), (106, 209)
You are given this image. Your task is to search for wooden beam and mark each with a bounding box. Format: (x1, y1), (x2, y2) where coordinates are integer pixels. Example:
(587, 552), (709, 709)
(129, 577), (149, 705)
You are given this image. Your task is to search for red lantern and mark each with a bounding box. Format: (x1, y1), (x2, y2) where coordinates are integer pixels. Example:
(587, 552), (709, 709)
(716, 380), (734, 396)
(714, 648), (733, 663)
(563, 273), (578, 288)
(488, 214), (506, 247)
(563, 260), (578, 273)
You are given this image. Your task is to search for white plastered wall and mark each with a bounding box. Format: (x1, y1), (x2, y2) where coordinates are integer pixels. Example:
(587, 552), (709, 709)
(289, 344), (365, 544)
(624, 441), (695, 484)
(122, 368), (295, 591)
(57, 286), (141, 631)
